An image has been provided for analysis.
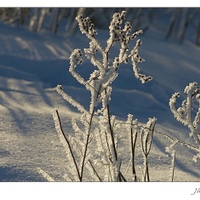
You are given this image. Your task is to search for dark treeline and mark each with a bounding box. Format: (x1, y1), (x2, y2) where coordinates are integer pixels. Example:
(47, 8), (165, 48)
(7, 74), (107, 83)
(1, 8), (200, 45)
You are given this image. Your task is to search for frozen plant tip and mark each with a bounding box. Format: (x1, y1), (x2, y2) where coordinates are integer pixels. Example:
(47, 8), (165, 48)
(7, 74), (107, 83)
(66, 10), (153, 115)
(76, 10), (152, 87)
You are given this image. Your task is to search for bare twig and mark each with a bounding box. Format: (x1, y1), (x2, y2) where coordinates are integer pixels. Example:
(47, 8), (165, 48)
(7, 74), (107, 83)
(80, 108), (96, 181)
(88, 160), (102, 182)
(130, 127), (138, 181)
(52, 109), (81, 181)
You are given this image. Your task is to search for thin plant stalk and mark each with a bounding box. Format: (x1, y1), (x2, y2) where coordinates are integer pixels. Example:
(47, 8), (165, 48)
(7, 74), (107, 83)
(106, 104), (118, 160)
(53, 109), (81, 181)
(170, 151), (176, 182)
(80, 108), (96, 181)
(130, 127), (138, 181)
(141, 120), (155, 182)
(106, 104), (125, 181)
(88, 160), (102, 182)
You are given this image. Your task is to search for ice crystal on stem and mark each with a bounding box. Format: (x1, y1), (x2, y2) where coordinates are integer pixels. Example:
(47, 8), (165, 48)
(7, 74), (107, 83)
(165, 139), (178, 181)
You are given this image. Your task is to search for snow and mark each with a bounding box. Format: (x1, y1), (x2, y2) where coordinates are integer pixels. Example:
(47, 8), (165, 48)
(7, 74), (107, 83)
(1, 20), (200, 182)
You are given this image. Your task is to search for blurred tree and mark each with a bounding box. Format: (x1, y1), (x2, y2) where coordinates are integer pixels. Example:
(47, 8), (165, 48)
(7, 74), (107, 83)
(37, 8), (49, 32)
(1, 8), (200, 46)
(29, 8), (39, 31)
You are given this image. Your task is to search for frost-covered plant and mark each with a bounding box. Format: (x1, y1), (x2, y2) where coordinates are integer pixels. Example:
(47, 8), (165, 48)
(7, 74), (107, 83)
(140, 117), (156, 181)
(51, 11), (154, 182)
(165, 138), (178, 181)
(169, 82), (200, 144)
(169, 82), (200, 162)
(124, 115), (156, 182)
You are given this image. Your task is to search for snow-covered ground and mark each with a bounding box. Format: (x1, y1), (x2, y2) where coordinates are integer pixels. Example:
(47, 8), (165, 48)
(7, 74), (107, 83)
(1, 20), (200, 182)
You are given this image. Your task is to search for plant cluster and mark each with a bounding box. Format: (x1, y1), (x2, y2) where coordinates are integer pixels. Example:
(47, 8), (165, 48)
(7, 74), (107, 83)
(38, 11), (200, 182)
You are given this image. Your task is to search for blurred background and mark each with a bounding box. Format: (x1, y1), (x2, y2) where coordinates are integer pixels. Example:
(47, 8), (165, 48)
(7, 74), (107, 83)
(1, 8), (200, 45)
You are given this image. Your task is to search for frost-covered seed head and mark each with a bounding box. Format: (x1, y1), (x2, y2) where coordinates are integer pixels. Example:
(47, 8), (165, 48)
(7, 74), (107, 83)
(139, 58), (143, 62)
(121, 11), (126, 19)
(113, 13), (120, 19)
(196, 94), (200, 101)
(131, 30), (143, 39)
(184, 82), (198, 94)
(123, 22), (132, 32)
(177, 107), (184, 116)
(124, 59), (128, 64)
(136, 39), (142, 46)
(57, 85), (63, 90)
(113, 57), (120, 67)
(174, 92), (180, 98)
(70, 49), (83, 66)
(76, 14), (97, 37)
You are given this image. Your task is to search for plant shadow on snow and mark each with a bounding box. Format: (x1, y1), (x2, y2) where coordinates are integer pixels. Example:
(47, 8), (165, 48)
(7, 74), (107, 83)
(0, 55), (171, 123)
(0, 57), (68, 88)
(0, 166), (46, 181)
(0, 64), (54, 108)
(175, 159), (200, 180)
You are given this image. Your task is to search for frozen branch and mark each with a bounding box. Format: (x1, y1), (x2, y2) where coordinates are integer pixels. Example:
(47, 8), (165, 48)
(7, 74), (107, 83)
(56, 85), (89, 114)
